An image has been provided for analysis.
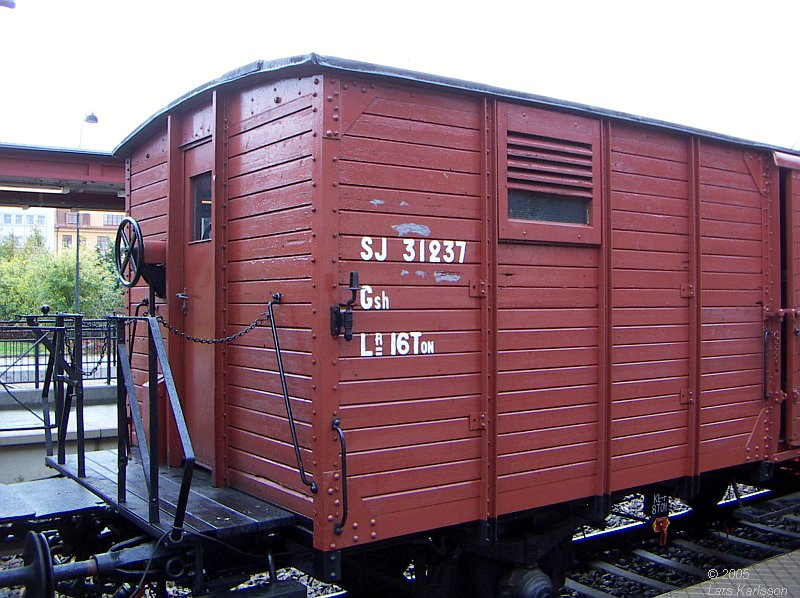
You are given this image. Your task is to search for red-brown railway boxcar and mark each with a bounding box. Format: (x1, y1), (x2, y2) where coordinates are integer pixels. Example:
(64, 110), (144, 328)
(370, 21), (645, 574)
(115, 54), (800, 594)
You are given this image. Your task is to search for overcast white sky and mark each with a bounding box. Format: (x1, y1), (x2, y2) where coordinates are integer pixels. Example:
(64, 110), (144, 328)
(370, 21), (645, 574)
(1, 0), (798, 153)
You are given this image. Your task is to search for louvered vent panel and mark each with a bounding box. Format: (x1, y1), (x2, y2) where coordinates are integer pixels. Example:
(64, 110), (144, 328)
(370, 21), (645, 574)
(507, 131), (593, 199)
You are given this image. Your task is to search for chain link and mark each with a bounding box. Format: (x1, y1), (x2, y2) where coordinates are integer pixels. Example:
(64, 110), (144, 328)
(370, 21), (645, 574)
(155, 313), (270, 344)
(65, 333), (109, 378)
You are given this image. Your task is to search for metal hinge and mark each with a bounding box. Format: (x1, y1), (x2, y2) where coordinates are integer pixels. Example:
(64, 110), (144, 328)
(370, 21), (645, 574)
(768, 390), (787, 404)
(679, 389), (694, 404)
(469, 412), (487, 430)
(469, 280), (487, 298)
(680, 283), (694, 298)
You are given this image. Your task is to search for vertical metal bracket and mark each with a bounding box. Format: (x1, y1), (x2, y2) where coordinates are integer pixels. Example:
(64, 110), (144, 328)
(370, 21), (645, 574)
(331, 272), (360, 341)
(314, 548), (342, 584)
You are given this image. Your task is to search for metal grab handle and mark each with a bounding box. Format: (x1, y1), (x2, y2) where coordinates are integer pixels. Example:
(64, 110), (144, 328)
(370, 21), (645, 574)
(332, 417), (349, 535)
(268, 293), (317, 493)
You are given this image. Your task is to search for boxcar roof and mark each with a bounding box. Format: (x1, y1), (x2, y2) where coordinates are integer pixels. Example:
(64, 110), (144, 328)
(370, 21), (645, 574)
(115, 53), (799, 159)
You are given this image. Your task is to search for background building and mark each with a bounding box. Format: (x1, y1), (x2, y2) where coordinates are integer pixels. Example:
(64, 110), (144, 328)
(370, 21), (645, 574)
(54, 209), (124, 254)
(0, 206), (56, 250)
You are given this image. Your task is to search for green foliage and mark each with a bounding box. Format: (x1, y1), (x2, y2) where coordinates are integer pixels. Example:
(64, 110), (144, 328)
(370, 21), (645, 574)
(0, 232), (124, 319)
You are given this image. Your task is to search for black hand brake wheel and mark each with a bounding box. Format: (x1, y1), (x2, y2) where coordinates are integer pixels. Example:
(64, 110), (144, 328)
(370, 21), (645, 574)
(114, 216), (144, 287)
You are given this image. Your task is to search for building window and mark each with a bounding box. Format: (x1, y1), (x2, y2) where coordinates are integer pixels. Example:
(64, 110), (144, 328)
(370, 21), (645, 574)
(66, 212), (78, 225)
(498, 103), (601, 245)
(103, 213), (124, 227)
(191, 171), (212, 241)
(63, 235), (73, 248)
(97, 236), (109, 251)
(3, 214), (10, 225)
(15, 214), (22, 225)
(26, 215), (34, 225)
(36, 215), (45, 226)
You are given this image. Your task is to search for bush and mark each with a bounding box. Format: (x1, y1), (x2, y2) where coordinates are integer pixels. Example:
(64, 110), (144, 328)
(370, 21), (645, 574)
(0, 231), (124, 319)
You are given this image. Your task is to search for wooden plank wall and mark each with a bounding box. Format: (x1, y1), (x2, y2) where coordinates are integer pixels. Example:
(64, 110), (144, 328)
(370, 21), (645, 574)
(698, 143), (769, 470)
(494, 106), (602, 514)
(496, 243), (600, 512)
(609, 125), (691, 488)
(335, 84), (486, 540)
(222, 79), (318, 516)
(126, 131), (170, 443)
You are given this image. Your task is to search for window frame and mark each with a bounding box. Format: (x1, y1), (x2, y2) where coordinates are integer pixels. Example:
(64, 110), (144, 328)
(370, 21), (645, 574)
(103, 213), (124, 227)
(190, 171), (213, 242)
(497, 102), (602, 245)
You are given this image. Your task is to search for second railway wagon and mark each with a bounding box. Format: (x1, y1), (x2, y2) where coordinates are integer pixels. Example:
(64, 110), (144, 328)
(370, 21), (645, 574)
(116, 54), (800, 591)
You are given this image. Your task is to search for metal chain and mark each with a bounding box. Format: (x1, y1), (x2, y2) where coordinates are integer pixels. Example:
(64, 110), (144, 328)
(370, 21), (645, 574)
(65, 332), (109, 378)
(155, 313), (270, 344)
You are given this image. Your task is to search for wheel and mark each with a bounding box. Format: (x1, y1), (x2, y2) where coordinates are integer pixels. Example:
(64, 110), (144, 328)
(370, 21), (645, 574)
(114, 216), (144, 288)
(499, 567), (554, 598)
(23, 531), (55, 598)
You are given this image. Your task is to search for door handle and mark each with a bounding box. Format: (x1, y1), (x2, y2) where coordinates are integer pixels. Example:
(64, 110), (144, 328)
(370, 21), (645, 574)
(176, 292), (188, 315)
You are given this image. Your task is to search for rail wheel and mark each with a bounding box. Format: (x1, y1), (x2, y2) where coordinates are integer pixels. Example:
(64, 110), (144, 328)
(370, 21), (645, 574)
(499, 567), (555, 598)
(23, 531), (55, 598)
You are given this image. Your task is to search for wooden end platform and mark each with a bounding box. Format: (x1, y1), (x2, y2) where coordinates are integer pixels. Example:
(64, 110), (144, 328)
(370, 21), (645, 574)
(0, 476), (105, 525)
(46, 449), (296, 540)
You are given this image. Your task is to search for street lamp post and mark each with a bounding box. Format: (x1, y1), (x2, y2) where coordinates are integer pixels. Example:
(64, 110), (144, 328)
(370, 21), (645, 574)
(75, 112), (98, 314)
(74, 211), (80, 312)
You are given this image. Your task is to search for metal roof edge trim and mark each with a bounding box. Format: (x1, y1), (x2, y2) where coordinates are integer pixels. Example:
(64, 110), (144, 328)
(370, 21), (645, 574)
(774, 151), (800, 170)
(114, 53), (800, 159)
(0, 141), (116, 159)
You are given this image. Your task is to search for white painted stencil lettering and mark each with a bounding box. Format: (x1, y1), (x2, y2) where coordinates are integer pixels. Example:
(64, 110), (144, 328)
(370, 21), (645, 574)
(360, 332), (435, 357)
(359, 285), (390, 310)
(359, 236), (466, 264)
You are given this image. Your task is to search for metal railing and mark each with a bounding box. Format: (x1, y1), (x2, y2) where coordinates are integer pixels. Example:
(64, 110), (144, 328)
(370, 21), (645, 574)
(0, 317), (117, 388)
(0, 315), (88, 471)
(115, 315), (195, 531)
(0, 312), (194, 535)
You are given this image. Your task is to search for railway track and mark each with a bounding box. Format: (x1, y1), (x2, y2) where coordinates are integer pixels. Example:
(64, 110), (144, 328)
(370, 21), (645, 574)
(563, 489), (800, 597)
(3, 483), (800, 597)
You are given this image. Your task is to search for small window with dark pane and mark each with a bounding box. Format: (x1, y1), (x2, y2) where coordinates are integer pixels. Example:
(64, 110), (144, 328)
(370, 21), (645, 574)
(191, 172), (212, 241)
(508, 190), (590, 224)
(499, 103), (601, 245)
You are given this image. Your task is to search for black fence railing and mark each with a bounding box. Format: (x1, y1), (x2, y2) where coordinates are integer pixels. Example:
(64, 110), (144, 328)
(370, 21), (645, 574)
(0, 317), (117, 388)
(115, 315), (195, 531)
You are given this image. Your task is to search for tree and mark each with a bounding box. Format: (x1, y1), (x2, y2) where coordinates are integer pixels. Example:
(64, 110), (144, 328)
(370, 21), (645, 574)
(0, 232), (124, 319)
